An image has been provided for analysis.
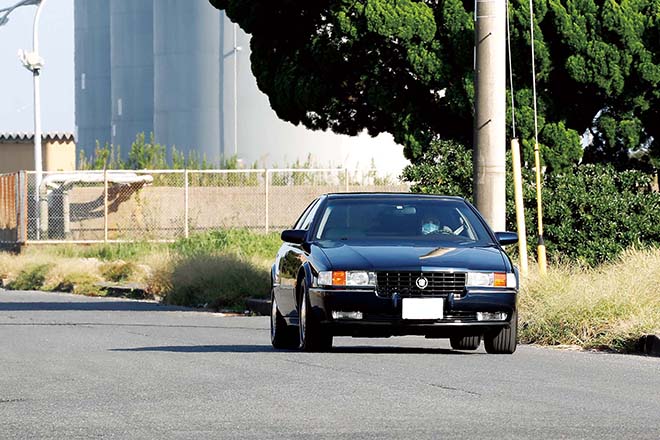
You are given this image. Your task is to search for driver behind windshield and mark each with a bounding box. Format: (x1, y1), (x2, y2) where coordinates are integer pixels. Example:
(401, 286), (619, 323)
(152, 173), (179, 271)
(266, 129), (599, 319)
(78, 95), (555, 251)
(420, 210), (465, 236)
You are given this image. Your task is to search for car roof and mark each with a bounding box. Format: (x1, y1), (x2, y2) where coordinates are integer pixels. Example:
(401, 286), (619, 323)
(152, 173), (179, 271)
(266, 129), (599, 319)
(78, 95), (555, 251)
(324, 192), (467, 202)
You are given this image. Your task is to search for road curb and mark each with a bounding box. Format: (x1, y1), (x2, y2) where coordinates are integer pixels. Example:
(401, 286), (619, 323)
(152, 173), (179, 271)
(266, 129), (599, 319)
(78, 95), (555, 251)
(640, 334), (660, 357)
(246, 298), (270, 316)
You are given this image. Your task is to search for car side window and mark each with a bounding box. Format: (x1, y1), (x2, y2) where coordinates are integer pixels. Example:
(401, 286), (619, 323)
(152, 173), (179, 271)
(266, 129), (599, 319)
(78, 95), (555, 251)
(294, 198), (320, 230)
(300, 199), (321, 231)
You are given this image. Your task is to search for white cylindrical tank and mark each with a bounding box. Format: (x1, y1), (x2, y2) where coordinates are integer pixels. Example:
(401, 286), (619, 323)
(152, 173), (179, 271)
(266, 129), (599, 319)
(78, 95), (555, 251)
(109, 0), (154, 153)
(153, 0), (222, 164)
(74, 0), (111, 156)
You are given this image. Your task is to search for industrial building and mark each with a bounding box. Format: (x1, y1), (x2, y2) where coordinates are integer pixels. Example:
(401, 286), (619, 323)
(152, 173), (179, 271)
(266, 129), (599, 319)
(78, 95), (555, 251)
(74, 0), (407, 174)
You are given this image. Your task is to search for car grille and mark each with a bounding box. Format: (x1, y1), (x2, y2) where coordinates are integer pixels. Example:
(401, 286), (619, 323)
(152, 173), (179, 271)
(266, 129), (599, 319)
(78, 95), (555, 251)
(376, 271), (466, 298)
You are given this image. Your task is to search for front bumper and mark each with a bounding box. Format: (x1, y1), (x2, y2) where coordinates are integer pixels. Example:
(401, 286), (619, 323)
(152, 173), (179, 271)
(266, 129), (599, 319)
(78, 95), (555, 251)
(308, 287), (517, 338)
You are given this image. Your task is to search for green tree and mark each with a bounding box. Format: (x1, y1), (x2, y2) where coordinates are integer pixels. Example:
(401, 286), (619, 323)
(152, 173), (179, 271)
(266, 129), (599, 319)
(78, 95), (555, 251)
(210, 0), (660, 171)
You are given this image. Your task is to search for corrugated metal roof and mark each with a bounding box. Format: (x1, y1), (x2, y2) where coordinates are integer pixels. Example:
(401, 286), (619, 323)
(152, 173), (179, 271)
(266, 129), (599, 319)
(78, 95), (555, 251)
(0, 133), (76, 143)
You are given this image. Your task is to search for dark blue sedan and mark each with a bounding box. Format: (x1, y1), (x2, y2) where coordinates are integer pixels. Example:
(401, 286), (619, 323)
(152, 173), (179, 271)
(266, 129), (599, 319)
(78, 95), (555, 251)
(270, 193), (519, 353)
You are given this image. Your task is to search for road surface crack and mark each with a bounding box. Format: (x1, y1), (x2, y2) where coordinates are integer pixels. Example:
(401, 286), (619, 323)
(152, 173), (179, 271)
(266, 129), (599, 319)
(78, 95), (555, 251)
(0, 398), (27, 404)
(427, 382), (481, 396)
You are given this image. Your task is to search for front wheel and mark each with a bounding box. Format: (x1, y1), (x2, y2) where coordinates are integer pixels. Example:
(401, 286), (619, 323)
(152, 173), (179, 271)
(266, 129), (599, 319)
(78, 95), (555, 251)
(298, 279), (332, 352)
(484, 312), (518, 354)
(270, 289), (298, 349)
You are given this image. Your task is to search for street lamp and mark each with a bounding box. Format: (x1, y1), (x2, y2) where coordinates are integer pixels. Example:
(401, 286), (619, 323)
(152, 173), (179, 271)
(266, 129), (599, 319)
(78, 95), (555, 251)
(0, 0), (47, 239)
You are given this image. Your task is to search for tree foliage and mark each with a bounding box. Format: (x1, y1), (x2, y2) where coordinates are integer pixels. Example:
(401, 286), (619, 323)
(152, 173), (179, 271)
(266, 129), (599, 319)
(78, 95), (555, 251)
(210, 0), (660, 171)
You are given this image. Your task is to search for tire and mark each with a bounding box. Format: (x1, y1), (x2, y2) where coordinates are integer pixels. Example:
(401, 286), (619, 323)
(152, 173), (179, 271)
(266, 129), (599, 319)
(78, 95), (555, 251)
(270, 289), (298, 349)
(450, 335), (481, 351)
(298, 279), (332, 352)
(484, 312), (518, 354)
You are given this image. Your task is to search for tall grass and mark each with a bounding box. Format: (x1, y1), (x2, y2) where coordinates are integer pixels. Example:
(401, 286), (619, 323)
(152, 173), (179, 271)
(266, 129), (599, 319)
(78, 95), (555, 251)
(519, 248), (660, 352)
(28, 242), (168, 261)
(171, 229), (281, 259)
(160, 253), (270, 310)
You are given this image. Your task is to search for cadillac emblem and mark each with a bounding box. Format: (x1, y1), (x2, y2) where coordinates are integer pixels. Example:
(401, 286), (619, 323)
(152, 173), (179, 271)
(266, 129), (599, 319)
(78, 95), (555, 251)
(415, 276), (429, 290)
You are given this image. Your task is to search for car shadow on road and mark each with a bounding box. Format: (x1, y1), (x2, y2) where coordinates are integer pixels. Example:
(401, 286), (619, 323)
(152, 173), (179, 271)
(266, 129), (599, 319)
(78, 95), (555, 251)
(111, 345), (478, 355)
(331, 346), (475, 355)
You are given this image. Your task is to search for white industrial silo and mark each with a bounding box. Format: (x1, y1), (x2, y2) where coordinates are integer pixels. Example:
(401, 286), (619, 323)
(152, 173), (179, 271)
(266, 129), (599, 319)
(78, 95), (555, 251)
(153, 0), (222, 164)
(74, 0), (111, 156)
(109, 0), (154, 153)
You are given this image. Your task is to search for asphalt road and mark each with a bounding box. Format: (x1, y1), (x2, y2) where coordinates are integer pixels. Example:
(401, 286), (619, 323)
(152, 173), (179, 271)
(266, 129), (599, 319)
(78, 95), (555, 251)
(1, 290), (659, 440)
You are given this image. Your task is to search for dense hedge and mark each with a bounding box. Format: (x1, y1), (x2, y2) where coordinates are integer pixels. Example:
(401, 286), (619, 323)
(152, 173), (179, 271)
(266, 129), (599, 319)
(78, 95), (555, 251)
(402, 140), (660, 266)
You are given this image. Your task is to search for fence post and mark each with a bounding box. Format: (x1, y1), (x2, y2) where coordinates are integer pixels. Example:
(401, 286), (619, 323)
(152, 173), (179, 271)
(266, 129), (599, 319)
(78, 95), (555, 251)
(265, 169), (269, 233)
(345, 168), (349, 192)
(18, 171), (26, 243)
(184, 168), (189, 238)
(38, 175), (48, 240)
(62, 189), (71, 240)
(103, 168), (108, 243)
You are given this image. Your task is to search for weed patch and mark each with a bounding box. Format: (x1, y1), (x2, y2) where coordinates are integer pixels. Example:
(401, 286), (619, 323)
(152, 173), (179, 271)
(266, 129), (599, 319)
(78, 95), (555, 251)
(160, 253), (269, 310)
(171, 229), (281, 259)
(100, 261), (136, 282)
(7, 264), (52, 291)
(519, 248), (660, 352)
(51, 273), (104, 296)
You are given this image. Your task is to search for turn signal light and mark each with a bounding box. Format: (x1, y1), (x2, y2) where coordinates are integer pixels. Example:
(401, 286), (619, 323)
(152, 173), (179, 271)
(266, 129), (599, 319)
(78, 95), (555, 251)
(332, 271), (346, 285)
(317, 271), (377, 287)
(493, 273), (506, 287)
(466, 272), (517, 288)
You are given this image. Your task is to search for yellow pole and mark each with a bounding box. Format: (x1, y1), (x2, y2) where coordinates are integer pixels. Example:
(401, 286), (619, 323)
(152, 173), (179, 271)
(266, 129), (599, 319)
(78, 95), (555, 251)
(529, 0), (547, 275)
(510, 139), (529, 277)
(533, 140), (547, 275)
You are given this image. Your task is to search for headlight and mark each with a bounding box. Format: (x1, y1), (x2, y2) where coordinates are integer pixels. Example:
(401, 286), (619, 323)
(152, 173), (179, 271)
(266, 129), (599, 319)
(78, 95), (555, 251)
(466, 272), (516, 288)
(317, 271), (376, 287)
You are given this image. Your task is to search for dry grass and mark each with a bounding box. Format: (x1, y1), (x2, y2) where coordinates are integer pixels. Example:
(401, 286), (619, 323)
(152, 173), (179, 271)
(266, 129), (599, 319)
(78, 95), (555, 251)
(157, 253), (270, 310)
(0, 230), (274, 309)
(0, 249), (146, 295)
(519, 247), (660, 352)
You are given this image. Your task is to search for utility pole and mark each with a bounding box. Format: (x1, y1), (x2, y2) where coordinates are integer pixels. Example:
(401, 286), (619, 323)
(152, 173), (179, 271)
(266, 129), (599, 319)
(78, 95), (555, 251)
(473, 0), (506, 231)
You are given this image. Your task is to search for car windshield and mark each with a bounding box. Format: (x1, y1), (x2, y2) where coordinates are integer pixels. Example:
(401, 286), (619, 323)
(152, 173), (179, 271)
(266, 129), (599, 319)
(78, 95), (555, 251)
(314, 197), (494, 246)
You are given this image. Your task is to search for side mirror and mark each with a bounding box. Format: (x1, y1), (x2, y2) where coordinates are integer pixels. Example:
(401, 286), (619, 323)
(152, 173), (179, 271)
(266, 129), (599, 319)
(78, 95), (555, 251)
(495, 231), (518, 246)
(281, 229), (307, 245)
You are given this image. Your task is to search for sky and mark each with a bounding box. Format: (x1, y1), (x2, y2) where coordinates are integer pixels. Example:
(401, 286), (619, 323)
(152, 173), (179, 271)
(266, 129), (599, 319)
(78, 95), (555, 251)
(0, 0), (74, 134)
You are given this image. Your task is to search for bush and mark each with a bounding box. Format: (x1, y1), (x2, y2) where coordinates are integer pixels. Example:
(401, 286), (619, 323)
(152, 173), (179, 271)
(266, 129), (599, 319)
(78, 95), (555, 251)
(402, 139), (660, 265)
(538, 165), (660, 264)
(100, 261), (136, 282)
(161, 253), (270, 310)
(52, 273), (104, 296)
(7, 264), (51, 291)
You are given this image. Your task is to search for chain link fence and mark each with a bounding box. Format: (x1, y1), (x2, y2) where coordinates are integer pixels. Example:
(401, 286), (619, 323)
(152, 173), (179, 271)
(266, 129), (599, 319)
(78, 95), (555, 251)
(0, 169), (409, 244)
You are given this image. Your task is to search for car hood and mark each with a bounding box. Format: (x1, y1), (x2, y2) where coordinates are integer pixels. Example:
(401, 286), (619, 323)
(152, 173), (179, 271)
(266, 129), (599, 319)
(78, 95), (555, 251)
(316, 242), (508, 272)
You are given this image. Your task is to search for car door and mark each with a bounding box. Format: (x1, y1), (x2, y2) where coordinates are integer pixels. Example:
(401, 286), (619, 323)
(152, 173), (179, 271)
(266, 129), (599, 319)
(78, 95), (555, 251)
(276, 198), (322, 318)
